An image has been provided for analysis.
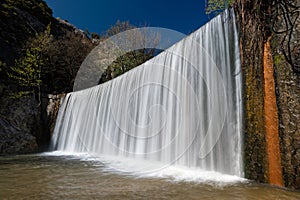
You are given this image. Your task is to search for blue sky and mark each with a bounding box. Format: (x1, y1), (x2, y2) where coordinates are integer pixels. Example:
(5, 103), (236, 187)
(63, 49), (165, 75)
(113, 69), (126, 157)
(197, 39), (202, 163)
(44, 0), (210, 35)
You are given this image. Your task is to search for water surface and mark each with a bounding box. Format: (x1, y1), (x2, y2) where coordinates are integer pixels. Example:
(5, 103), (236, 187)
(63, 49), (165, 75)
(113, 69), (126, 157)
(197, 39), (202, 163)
(0, 154), (299, 199)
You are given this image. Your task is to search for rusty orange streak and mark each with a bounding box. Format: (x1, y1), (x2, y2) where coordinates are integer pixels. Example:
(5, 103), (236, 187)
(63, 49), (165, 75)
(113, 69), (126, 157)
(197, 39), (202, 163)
(263, 38), (283, 187)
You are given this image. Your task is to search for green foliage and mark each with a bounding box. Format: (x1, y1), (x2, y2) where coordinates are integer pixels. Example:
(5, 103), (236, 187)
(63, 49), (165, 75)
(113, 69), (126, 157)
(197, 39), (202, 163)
(100, 49), (155, 83)
(99, 21), (159, 84)
(9, 48), (43, 87)
(0, 0), (93, 93)
(9, 91), (32, 99)
(206, 0), (235, 15)
(0, 0), (54, 70)
(8, 24), (52, 97)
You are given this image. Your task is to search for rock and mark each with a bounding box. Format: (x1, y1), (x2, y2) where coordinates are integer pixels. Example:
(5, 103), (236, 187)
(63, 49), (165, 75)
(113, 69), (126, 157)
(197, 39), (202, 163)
(0, 93), (40, 154)
(0, 0), (94, 155)
(0, 118), (37, 154)
(47, 94), (65, 136)
(295, 177), (300, 190)
(0, 84), (5, 97)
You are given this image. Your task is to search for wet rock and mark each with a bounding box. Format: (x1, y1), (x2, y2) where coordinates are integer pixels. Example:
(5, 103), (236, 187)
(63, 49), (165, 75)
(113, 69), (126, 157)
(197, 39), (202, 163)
(47, 94), (65, 136)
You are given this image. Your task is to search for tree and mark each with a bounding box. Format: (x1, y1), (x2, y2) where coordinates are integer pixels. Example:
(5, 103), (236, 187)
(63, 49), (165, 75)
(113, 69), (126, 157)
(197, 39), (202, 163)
(8, 24), (52, 100)
(44, 31), (94, 93)
(104, 20), (135, 38)
(99, 21), (160, 84)
(205, 0), (235, 14)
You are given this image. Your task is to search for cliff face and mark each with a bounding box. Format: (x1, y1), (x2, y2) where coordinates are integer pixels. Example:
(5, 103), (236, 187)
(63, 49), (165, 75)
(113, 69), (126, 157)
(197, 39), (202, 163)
(235, 0), (300, 190)
(275, 45), (300, 189)
(0, 0), (53, 66)
(235, 0), (269, 183)
(0, 95), (39, 154)
(0, 0), (94, 154)
(0, 0), (95, 92)
(272, 5), (300, 189)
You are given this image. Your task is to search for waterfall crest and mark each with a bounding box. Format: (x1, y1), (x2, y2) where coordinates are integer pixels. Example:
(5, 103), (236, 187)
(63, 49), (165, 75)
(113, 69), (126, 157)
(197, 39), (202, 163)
(52, 9), (243, 177)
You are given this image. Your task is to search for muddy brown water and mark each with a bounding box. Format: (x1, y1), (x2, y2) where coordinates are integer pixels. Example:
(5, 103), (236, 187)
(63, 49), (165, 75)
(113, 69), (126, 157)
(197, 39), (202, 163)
(0, 154), (299, 200)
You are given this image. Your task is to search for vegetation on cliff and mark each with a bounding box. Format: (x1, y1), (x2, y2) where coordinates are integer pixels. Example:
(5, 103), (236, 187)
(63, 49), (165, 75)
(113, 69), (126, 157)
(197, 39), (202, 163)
(8, 24), (52, 99)
(99, 21), (159, 84)
(0, 0), (156, 94)
(205, 0), (235, 14)
(0, 0), (158, 155)
(0, 0), (94, 94)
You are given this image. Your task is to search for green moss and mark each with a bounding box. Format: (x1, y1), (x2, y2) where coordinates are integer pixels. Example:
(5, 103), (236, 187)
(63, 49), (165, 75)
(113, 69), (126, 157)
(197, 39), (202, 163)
(273, 54), (285, 66)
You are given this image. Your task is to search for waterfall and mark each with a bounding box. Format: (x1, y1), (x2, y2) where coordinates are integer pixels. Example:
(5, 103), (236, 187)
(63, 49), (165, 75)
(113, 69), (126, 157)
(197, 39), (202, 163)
(51, 10), (243, 177)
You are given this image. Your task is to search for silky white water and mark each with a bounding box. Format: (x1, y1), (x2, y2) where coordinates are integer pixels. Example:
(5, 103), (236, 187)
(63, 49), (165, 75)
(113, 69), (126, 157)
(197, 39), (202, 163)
(51, 10), (243, 178)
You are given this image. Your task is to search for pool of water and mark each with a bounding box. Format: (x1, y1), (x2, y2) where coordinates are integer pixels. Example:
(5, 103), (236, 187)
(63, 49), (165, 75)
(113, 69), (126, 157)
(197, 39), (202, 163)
(0, 153), (299, 199)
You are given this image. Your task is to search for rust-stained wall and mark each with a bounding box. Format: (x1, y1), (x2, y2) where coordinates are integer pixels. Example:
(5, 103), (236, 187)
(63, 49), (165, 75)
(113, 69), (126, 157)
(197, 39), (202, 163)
(235, 0), (300, 190)
(235, 0), (270, 183)
(263, 38), (283, 186)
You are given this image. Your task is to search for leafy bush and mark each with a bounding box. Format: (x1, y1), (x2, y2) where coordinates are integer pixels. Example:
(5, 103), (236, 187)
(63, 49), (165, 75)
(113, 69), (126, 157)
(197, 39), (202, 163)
(206, 0), (235, 14)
